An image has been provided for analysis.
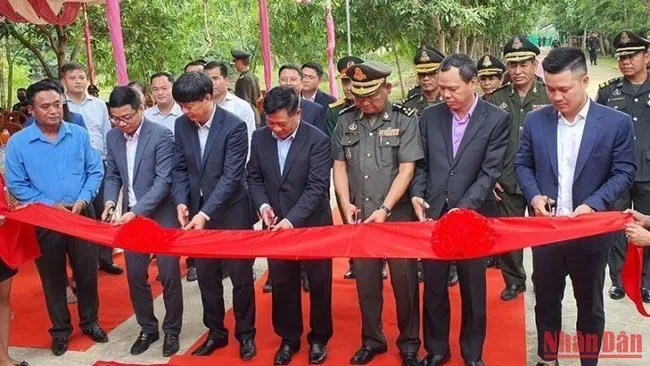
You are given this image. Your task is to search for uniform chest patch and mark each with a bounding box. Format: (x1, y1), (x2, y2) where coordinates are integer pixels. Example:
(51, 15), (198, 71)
(378, 128), (399, 137)
(500, 102), (508, 109)
(608, 97), (625, 103)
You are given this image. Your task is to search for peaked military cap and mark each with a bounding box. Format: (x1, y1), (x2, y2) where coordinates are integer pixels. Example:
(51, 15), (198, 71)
(231, 49), (251, 60)
(503, 36), (540, 63)
(613, 31), (650, 57)
(477, 55), (506, 77)
(413, 46), (445, 74)
(337, 56), (364, 80)
(346, 62), (391, 97)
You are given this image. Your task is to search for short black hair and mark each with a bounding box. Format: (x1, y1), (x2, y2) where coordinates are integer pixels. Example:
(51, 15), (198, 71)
(17, 88), (27, 93)
(279, 64), (302, 78)
(172, 72), (213, 103)
(542, 47), (587, 75)
(38, 78), (65, 94)
(439, 53), (478, 83)
(204, 61), (229, 78)
(263, 86), (300, 116)
(108, 86), (142, 110)
(26, 80), (63, 106)
(60, 61), (86, 76)
(149, 72), (174, 84)
(301, 62), (324, 78)
(184, 60), (207, 72)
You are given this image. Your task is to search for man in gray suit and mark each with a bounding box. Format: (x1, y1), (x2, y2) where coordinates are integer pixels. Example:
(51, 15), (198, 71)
(102, 86), (183, 357)
(411, 54), (510, 366)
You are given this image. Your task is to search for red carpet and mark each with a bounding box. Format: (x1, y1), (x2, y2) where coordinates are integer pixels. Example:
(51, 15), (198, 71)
(10, 252), (179, 351)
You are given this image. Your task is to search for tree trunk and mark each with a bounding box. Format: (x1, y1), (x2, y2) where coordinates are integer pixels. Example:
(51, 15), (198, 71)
(582, 29), (587, 51)
(461, 34), (467, 54)
(452, 28), (461, 53)
(7, 24), (54, 79)
(468, 34), (477, 58)
(433, 14), (445, 53)
(6, 38), (12, 111)
(393, 50), (405, 99)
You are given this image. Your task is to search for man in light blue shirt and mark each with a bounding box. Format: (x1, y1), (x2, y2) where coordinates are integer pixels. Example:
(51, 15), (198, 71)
(61, 61), (122, 275)
(4, 80), (108, 356)
(144, 72), (183, 133)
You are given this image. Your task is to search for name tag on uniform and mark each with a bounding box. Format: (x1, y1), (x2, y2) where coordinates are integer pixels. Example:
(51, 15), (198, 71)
(344, 131), (359, 136)
(378, 128), (400, 137)
(608, 97), (625, 102)
(531, 104), (548, 111)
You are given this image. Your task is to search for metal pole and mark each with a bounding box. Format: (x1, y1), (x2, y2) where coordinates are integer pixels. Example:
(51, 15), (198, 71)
(345, 0), (351, 55)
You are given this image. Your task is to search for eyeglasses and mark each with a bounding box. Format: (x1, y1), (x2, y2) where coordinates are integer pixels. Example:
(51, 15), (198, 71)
(110, 112), (138, 124)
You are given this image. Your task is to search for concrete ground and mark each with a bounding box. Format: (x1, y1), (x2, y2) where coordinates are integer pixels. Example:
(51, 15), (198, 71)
(10, 54), (650, 366)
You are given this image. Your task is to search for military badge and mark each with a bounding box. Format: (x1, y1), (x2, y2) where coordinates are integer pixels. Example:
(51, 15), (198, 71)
(382, 112), (390, 120)
(348, 122), (358, 131)
(354, 68), (367, 81)
(512, 37), (523, 50)
(620, 32), (631, 44)
(612, 89), (621, 96)
(347, 60), (356, 68)
(379, 128), (400, 137)
(420, 51), (431, 63)
(483, 56), (492, 66)
(345, 147), (352, 160)
(500, 102), (508, 110)
(647, 98), (650, 107)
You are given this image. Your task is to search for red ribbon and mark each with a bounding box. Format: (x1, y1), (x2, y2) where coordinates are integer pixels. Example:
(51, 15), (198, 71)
(1, 203), (647, 316)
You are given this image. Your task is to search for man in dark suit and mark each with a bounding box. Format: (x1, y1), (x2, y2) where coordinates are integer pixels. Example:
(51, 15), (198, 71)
(261, 64), (326, 135)
(515, 47), (636, 366)
(247, 86), (333, 365)
(301, 62), (337, 109)
(102, 86), (183, 357)
(171, 72), (257, 360)
(411, 53), (510, 366)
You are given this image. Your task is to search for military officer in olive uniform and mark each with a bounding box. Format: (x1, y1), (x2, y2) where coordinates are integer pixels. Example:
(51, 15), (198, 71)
(487, 36), (550, 302)
(232, 49), (262, 126)
(477, 54), (506, 99)
(402, 46), (445, 114)
(596, 30), (650, 302)
(332, 62), (422, 366)
(325, 56), (364, 137)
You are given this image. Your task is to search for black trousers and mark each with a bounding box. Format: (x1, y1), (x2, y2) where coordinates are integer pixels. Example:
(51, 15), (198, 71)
(609, 181), (650, 287)
(496, 191), (527, 286)
(125, 251), (183, 335)
(35, 221), (99, 339)
(93, 160), (114, 267)
(269, 259), (332, 345)
(533, 240), (609, 366)
(195, 258), (256, 341)
(422, 258), (486, 362)
(589, 50), (598, 65)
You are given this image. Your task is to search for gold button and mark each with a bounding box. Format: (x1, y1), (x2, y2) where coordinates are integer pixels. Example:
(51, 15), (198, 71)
(366, 153), (371, 157)
(634, 117), (638, 121)
(347, 140), (351, 144)
(519, 126), (523, 130)
(364, 175), (369, 180)
(634, 98), (639, 102)
(385, 141), (390, 145)
(520, 108), (524, 112)
(365, 197), (370, 202)
(369, 132), (373, 136)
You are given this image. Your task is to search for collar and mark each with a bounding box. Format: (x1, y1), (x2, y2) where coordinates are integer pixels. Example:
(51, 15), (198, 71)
(28, 121), (72, 143)
(558, 98), (590, 125)
(152, 102), (182, 117)
(218, 92), (235, 106)
(302, 91), (317, 102)
(195, 104), (216, 129)
(451, 94), (479, 121)
(65, 92), (93, 105)
(272, 123), (300, 142)
(124, 121), (144, 140)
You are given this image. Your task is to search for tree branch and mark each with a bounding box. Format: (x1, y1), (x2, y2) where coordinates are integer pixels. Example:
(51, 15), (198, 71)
(70, 38), (83, 61)
(6, 24), (53, 79)
(34, 24), (59, 54)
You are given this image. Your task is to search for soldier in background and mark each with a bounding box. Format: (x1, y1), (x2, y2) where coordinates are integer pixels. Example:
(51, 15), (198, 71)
(596, 30), (650, 302)
(477, 54), (506, 99)
(232, 49), (262, 127)
(402, 46), (445, 114)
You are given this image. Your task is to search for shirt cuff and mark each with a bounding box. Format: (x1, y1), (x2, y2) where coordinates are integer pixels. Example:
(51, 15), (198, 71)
(259, 203), (270, 214)
(198, 211), (211, 221)
(77, 191), (93, 206)
(283, 218), (294, 228)
(105, 201), (116, 208)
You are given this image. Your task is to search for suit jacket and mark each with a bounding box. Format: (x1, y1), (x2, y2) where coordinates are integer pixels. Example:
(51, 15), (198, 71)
(312, 90), (337, 111)
(247, 122), (332, 228)
(104, 119), (178, 228)
(172, 105), (255, 229)
(261, 99), (326, 135)
(515, 101), (636, 252)
(412, 97), (510, 219)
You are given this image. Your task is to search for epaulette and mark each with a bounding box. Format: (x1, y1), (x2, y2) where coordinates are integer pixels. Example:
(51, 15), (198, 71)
(401, 92), (421, 104)
(598, 77), (621, 90)
(393, 103), (416, 117)
(492, 82), (511, 94)
(339, 104), (358, 115)
(329, 99), (345, 109)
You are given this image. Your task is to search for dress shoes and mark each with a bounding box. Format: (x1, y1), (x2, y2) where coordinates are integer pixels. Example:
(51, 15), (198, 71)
(191, 337), (228, 356)
(535, 361), (559, 366)
(500, 284), (526, 301)
(420, 353), (450, 366)
(263, 278), (273, 293)
(486, 256), (496, 268)
(51, 337), (68, 356)
(350, 344), (388, 365)
(274, 341), (300, 365)
(239, 338), (257, 360)
(82, 324), (109, 343)
(608, 285), (625, 300)
(465, 360), (484, 366)
(309, 342), (327, 364)
(13, 361), (29, 366)
(447, 271), (459, 287)
(186, 266), (198, 282)
(99, 263), (124, 275)
(401, 352), (419, 366)
(344, 268), (355, 279)
(163, 334), (180, 357)
(382, 267), (388, 280)
(642, 287), (650, 303)
(302, 276), (311, 293)
(130, 332), (159, 355)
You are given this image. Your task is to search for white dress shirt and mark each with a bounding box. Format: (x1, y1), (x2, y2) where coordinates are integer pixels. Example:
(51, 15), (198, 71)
(556, 100), (590, 216)
(125, 124), (143, 208)
(219, 92), (255, 156)
(196, 104), (217, 221)
(66, 93), (111, 159)
(143, 102), (183, 133)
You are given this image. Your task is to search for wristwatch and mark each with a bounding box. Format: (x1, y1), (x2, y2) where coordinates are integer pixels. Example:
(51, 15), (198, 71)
(379, 204), (391, 216)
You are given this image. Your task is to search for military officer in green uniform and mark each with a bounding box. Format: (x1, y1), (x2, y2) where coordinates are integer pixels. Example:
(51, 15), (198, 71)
(402, 46), (445, 114)
(596, 30), (650, 302)
(487, 36), (550, 302)
(325, 56), (364, 138)
(477, 54), (506, 99)
(231, 49), (262, 126)
(332, 62), (422, 366)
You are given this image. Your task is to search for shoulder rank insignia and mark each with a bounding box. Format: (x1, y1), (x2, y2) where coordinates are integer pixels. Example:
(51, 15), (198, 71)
(499, 102), (508, 109)
(401, 92), (420, 104)
(329, 99), (345, 109)
(339, 104), (358, 115)
(393, 103), (416, 117)
(598, 77), (620, 90)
